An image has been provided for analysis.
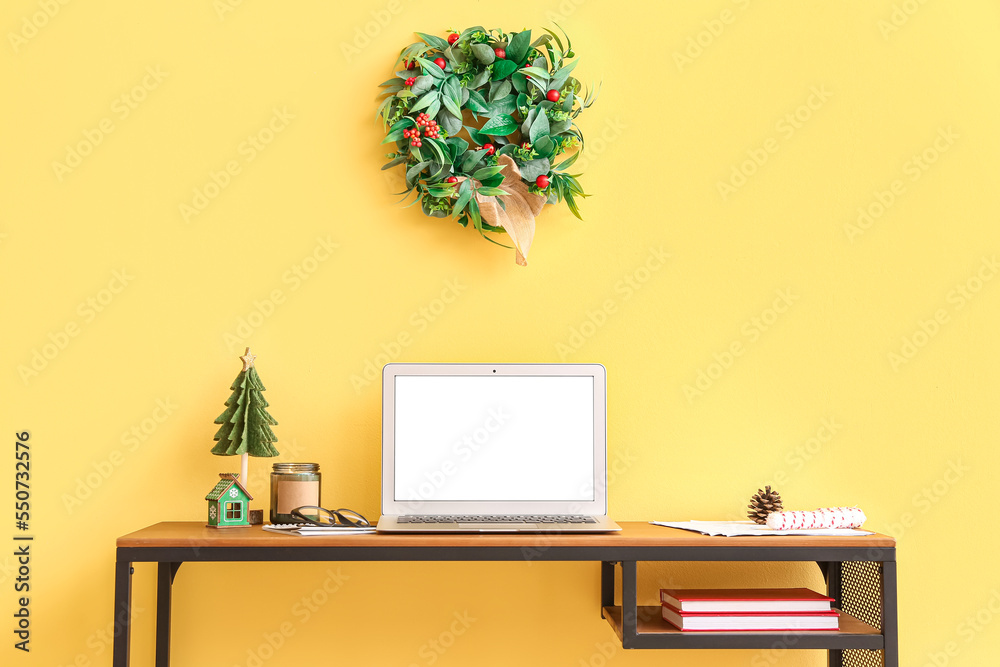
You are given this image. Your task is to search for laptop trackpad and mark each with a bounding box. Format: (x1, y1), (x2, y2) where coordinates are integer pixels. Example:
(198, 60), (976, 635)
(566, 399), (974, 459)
(457, 523), (538, 530)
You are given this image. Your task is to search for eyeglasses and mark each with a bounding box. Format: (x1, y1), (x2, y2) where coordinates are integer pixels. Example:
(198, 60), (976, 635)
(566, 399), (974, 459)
(290, 506), (371, 528)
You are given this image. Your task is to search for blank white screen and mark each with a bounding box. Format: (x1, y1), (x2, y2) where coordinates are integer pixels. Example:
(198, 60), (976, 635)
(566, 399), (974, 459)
(393, 375), (594, 502)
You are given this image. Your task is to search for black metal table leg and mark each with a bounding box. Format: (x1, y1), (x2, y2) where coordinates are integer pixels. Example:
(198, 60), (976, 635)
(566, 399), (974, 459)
(156, 563), (182, 667)
(113, 559), (133, 667)
(825, 561), (844, 667)
(600, 561), (615, 618)
(621, 560), (637, 648)
(882, 560), (899, 667)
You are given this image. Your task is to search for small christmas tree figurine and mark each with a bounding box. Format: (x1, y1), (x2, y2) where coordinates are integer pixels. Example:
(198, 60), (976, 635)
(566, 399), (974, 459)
(211, 347), (280, 489)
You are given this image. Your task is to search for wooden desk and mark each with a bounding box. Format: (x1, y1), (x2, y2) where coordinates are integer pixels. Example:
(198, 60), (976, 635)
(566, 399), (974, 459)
(113, 522), (897, 666)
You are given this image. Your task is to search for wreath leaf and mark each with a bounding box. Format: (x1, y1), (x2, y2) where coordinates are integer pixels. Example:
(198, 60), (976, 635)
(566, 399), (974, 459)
(473, 165), (505, 180)
(442, 76), (462, 105)
(465, 89), (489, 114)
(439, 111), (463, 137)
(414, 56), (446, 79)
(528, 111), (550, 143)
(410, 91), (439, 113)
(490, 59), (518, 81)
(480, 113), (517, 136)
(416, 32), (450, 50)
(471, 43), (496, 64)
(406, 160), (432, 186)
(507, 30), (532, 65)
(382, 155), (408, 170)
(411, 76), (434, 95)
(442, 95), (462, 119)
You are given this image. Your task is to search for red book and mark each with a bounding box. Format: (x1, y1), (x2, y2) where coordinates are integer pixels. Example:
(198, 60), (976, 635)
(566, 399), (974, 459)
(660, 604), (840, 632)
(659, 588), (834, 613)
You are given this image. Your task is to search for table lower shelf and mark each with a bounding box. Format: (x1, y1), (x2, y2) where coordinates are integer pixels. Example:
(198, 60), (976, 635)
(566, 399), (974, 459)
(602, 606), (884, 650)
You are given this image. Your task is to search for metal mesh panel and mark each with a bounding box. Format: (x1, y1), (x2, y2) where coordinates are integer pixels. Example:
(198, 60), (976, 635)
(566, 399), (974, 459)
(841, 561), (884, 667)
(843, 648), (884, 667)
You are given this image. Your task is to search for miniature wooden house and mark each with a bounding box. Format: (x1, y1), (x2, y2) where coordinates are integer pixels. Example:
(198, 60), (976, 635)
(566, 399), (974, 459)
(205, 473), (253, 528)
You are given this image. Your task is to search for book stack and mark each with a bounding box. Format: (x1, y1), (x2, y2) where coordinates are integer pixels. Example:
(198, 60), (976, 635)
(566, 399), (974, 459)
(659, 588), (839, 632)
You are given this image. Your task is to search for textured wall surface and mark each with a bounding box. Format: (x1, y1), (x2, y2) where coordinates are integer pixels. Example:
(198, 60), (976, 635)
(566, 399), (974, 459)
(3, 2), (998, 666)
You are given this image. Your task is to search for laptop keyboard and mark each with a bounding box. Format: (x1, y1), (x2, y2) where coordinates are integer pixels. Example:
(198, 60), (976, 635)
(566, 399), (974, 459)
(396, 514), (598, 524)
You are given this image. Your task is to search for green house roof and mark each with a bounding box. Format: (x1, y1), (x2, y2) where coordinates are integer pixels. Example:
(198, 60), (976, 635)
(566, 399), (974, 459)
(205, 474), (253, 501)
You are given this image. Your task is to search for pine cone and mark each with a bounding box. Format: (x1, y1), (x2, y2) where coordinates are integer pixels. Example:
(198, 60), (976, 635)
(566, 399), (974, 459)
(747, 486), (783, 524)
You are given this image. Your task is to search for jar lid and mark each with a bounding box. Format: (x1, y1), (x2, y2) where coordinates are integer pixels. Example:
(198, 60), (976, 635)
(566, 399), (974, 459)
(272, 462), (320, 473)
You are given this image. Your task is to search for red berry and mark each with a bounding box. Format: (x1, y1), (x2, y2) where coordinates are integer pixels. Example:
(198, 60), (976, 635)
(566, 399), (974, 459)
(535, 175), (549, 189)
(402, 60), (412, 70)
(434, 57), (447, 69)
(405, 77), (416, 86)
(448, 33), (459, 44)
(521, 142), (531, 150)
(483, 143), (495, 155)
(546, 90), (560, 102)
(446, 176), (458, 183)
(494, 48), (506, 59)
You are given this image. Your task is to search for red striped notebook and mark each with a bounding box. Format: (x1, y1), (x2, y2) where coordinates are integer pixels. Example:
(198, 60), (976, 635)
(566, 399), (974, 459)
(660, 588), (834, 613)
(660, 604), (840, 632)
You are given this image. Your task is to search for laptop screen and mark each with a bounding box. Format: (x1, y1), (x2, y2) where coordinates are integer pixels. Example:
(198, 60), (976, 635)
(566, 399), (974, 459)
(393, 374), (595, 503)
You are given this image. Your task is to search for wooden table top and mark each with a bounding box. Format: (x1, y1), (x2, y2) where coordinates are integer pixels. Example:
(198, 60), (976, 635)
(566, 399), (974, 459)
(117, 521), (895, 549)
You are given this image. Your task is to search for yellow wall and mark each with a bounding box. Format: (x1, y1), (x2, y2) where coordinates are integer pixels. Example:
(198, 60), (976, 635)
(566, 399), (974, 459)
(3, 1), (998, 666)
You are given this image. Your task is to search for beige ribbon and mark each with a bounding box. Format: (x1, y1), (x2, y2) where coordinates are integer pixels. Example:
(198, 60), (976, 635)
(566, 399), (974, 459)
(469, 155), (547, 266)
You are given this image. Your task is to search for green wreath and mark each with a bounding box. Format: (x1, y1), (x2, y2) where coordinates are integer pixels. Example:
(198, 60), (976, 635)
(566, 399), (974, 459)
(377, 27), (596, 262)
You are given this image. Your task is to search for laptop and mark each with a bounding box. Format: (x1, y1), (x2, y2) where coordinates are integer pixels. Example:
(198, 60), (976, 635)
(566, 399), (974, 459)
(377, 363), (621, 533)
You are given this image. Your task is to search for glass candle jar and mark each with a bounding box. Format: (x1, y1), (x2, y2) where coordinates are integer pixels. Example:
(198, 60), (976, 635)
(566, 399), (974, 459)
(270, 462), (321, 524)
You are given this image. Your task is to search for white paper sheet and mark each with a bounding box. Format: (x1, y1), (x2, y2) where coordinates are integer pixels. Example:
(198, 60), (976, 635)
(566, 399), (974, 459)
(651, 520), (873, 537)
(262, 524), (375, 536)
